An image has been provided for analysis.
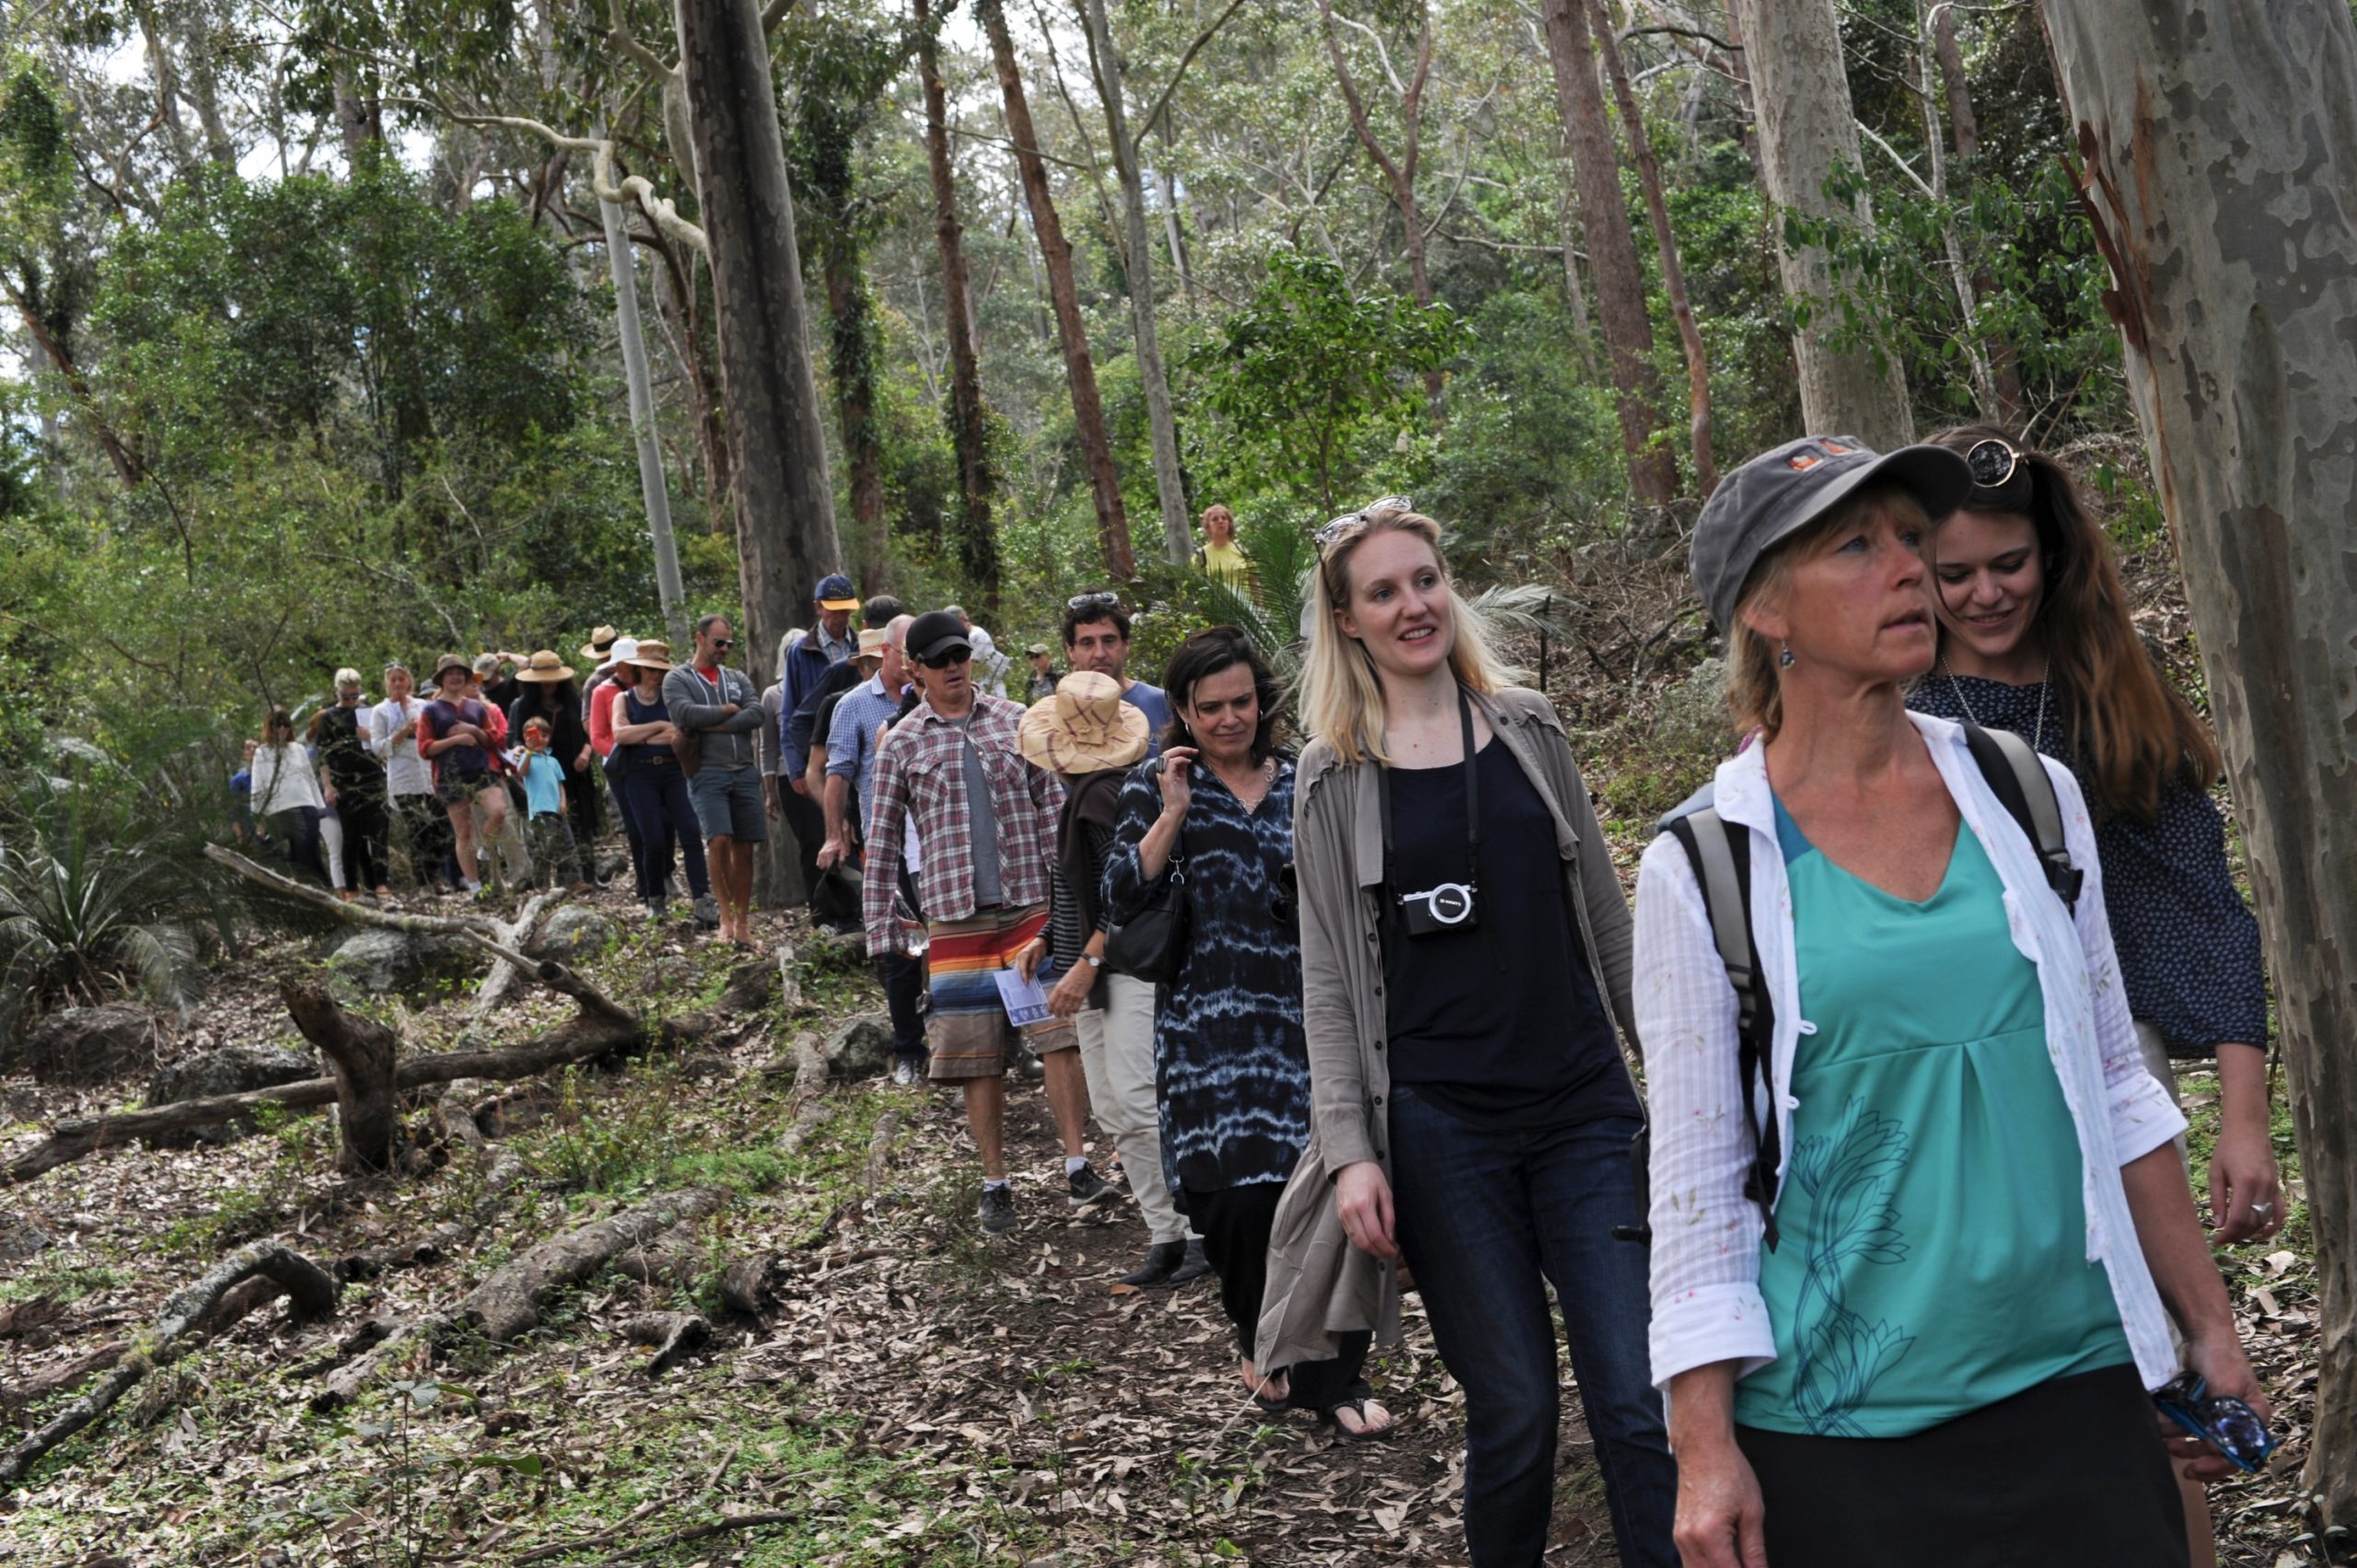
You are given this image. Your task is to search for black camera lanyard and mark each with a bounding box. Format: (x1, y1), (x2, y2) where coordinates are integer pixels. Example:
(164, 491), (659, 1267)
(1376, 685), (1481, 902)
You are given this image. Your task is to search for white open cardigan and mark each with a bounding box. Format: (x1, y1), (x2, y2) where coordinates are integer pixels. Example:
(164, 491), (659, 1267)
(1631, 711), (2189, 1400)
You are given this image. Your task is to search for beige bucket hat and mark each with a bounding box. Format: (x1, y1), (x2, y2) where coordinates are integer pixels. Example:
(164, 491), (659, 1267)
(1016, 670), (1151, 776)
(514, 649), (578, 684)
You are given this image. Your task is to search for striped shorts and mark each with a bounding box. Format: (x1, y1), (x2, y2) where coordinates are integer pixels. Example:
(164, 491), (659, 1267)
(925, 903), (1078, 1081)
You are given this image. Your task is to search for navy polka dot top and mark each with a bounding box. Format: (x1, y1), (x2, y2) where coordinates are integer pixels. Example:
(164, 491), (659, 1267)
(1909, 673), (2270, 1057)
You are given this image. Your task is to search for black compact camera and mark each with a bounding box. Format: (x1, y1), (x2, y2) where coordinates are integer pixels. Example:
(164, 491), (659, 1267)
(1399, 878), (1479, 935)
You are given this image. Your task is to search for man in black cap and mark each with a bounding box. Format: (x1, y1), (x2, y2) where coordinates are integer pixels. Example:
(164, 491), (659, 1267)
(861, 610), (1111, 1236)
(774, 573), (864, 900)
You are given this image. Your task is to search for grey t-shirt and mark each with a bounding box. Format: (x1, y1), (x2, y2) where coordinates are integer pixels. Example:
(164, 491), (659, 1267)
(957, 712), (1003, 909)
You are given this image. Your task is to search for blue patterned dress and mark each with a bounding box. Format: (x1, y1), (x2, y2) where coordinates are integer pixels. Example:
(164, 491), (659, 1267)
(1104, 756), (1309, 1194)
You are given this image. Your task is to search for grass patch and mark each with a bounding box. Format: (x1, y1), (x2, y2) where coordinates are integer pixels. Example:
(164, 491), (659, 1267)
(0, 1257), (129, 1303)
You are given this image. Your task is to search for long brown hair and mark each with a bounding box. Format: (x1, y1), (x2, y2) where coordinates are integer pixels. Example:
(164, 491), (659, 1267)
(1924, 425), (2218, 820)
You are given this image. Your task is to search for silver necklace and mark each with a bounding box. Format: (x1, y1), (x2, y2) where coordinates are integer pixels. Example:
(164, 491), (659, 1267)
(1943, 656), (2049, 753)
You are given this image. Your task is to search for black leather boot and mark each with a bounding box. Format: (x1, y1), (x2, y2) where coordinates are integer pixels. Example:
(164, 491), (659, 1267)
(1118, 1240), (1186, 1288)
(1163, 1237), (1211, 1288)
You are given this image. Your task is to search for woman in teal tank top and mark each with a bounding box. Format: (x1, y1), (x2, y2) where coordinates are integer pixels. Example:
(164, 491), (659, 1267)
(1633, 438), (2270, 1568)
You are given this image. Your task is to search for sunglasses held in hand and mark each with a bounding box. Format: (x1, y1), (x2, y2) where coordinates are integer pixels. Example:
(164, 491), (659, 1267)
(2153, 1372), (2276, 1473)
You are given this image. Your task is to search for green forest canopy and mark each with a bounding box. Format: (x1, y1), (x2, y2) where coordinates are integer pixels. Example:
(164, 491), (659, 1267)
(2, 0), (2132, 784)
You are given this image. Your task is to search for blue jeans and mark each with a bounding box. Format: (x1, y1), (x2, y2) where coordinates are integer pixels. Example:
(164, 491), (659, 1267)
(1387, 1093), (1676, 1568)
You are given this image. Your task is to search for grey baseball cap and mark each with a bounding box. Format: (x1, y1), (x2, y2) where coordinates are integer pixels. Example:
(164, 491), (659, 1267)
(1690, 435), (1973, 632)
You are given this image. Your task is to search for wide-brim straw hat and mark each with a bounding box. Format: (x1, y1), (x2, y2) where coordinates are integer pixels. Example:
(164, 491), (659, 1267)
(856, 627), (890, 661)
(514, 649), (577, 684)
(624, 638), (676, 673)
(580, 624), (621, 661)
(1017, 670), (1150, 775)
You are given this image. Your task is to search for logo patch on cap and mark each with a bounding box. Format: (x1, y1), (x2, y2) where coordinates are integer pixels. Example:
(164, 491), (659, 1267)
(1789, 454), (1822, 470)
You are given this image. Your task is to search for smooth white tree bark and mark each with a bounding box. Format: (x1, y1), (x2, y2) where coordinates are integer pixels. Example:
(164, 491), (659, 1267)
(1731, 0), (1912, 448)
(2041, 0), (2357, 1524)
(598, 183), (690, 646)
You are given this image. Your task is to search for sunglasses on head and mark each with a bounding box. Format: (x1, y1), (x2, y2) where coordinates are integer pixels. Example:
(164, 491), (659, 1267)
(917, 647), (971, 669)
(1315, 494), (1414, 551)
(1964, 437), (2021, 490)
(1066, 591), (1121, 612)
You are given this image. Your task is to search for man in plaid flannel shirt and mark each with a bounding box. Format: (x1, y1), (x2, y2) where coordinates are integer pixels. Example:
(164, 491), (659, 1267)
(861, 611), (1114, 1236)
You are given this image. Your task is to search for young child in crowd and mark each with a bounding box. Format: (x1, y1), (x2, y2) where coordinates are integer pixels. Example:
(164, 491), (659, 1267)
(516, 717), (586, 891)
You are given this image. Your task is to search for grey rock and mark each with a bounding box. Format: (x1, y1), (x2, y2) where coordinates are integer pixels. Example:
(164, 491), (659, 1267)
(10, 1005), (166, 1086)
(324, 927), (482, 994)
(148, 1044), (316, 1107)
(0, 1219), (51, 1260)
(529, 906), (618, 965)
(820, 1013), (895, 1080)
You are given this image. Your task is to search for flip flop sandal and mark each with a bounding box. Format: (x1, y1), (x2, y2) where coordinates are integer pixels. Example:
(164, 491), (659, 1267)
(1318, 1396), (1399, 1444)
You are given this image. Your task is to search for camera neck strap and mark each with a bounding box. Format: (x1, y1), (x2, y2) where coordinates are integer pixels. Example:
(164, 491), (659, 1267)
(1377, 685), (1480, 889)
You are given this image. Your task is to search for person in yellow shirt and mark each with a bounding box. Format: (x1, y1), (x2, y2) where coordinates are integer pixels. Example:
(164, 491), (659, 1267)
(1192, 504), (1256, 598)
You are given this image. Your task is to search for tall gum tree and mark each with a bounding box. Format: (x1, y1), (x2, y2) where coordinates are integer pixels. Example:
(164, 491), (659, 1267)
(977, 0), (1135, 582)
(2041, 0), (2357, 1523)
(1541, 0), (1674, 501)
(915, 0), (1000, 620)
(1078, 0), (1190, 565)
(677, 0), (844, 902)
(1731, 0), (1911, 448)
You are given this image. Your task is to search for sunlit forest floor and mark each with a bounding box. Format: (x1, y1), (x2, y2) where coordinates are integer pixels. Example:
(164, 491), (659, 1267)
(0, 541), (2331, 1566)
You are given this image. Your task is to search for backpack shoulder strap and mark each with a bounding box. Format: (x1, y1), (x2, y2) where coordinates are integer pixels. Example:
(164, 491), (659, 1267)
(1961, 723), (2083, 913)
(1661, 806), (1782, 1248)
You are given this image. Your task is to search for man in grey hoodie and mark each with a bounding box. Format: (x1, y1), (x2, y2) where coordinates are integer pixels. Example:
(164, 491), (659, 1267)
(664, 613), (768, 943)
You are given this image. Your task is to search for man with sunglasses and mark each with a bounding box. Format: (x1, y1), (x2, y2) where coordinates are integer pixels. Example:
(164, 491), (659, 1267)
(1061, 592), (1171, 760)
(864, 610), (1112, 1236)
(664, 613), (767, 945)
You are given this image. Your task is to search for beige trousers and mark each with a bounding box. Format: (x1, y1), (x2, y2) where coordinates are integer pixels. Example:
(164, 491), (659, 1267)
(1074, 971), (1193, 1246)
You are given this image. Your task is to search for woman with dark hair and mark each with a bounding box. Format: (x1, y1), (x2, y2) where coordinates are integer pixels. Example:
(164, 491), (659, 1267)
(506, 650), (599, 878)
(606, 640), (710, 921)
(1642, 436), (2266, 1568)
(1103, 626), (1390, 1437)
(250, 705), (338, 886)
(1906, 426), (2279, 1566)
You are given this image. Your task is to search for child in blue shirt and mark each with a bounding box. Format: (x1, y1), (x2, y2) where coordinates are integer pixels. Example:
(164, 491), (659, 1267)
(516, 718), (585, 889)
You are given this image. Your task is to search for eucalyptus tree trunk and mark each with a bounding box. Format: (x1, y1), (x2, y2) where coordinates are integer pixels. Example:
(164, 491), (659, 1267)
(598, 185), (690, 646)
(1730, 0), (1911, 448)
(2042, 0), (2357, 1525)
(1926, 0), (2024, 425)
(677, 0), (843, 904)
(1079, 0), (1192, 566)
(1590, 0), (1716, 497)
(977, 0), (1135, 583)
(1542, 0), (1674, 502)
(917, 0), (1001, 621)
(1318, 0), (1444, 414)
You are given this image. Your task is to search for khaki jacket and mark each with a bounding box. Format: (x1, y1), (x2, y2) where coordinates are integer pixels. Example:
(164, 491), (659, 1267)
(1256, 685), (1642, 1371)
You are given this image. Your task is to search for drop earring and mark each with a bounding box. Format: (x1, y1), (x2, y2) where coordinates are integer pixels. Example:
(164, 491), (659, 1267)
(1779, 644), (1796, 669)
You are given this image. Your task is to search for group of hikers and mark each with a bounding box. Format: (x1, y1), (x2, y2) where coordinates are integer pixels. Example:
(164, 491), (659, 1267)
(237, 439), (2281, 1568)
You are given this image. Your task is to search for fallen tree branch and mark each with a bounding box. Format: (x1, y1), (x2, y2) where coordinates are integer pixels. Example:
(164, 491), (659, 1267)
(582, 1510), (797, 1567)
(316, 1188), (725, 1411)
(774, 1033), (830, 1153)
(203, 844), (498, 936)
(0, 1242), (335, 1489)
(283, 979), (402, 1174)
(6, 1014), (660, 1183)
(473, 890), (563, 1016)
(0, 1342), (129, 1413)
(620, 1312), (711, 1376)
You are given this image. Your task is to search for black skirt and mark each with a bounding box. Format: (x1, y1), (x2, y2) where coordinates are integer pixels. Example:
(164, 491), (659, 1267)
(1736, 1364), (2187, 1568)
